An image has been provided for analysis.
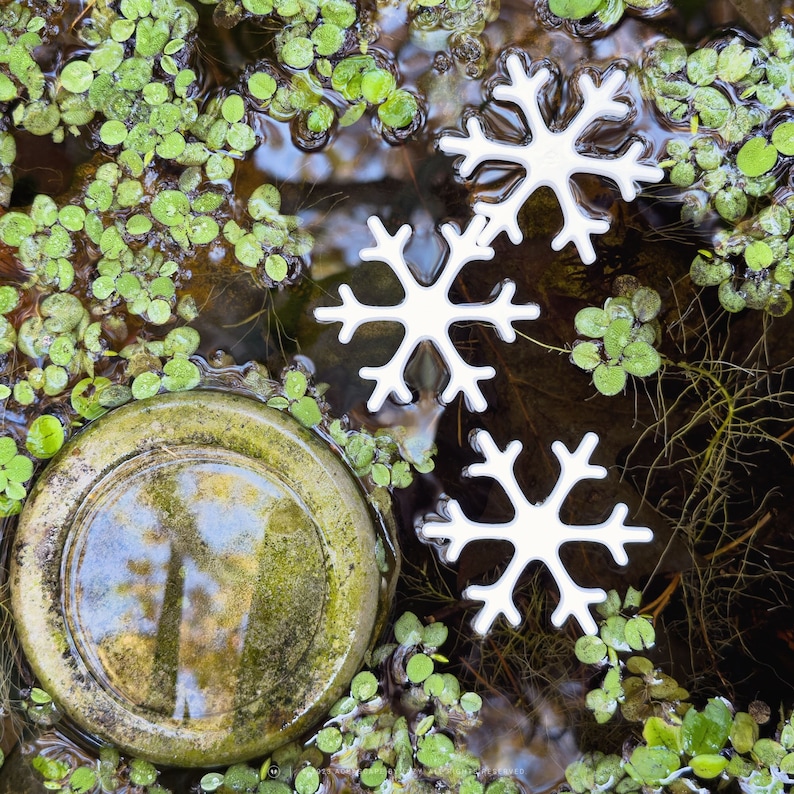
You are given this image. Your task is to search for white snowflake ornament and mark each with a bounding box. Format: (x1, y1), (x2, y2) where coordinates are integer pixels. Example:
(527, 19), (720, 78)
(419, 430), (653, 635)
(314, 214), (540, 413)
(439, 53), (664, 264)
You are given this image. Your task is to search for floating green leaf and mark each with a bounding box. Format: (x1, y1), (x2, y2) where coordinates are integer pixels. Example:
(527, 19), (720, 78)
(592, 363), (626, 396)
(378, 89), (418, 128)
(295, 766), (320, 794)
(151, 189), (190, 226)
(68, 766), (98, 794)
(682, 698), (732, 757)
(643, 716), (683, 753)
(351, 670), (378, 701)
(575, 634), (608, 664)
(623, 615), (656, 649)
(571, 341), (601, 372)
(26, 415), (65, 459)
(406, 653), (434, 683)
(289, 396), (322, 427)
(132, 371), (161, 399)
(548, 0), (601, 19)
(417, 733), (455, 768)
(199, 772), (225, 792)
(621, 341), (661, 378)
(686, 47), (717, 85)
(361, 68), (396, 105)
(71, 377), (113, 420)
(265, 254), (289, 281)
(394, 611), (424, 646)
(248, 72), (277, 101)
(316, 726), (342, 754)
(737, 136), (778, 177)
(360, 761), (387, 788)
(281, 37), (314, 69)
(60, 60), (94, 93)
(162, 357), (200, 391)
(129, 759), (157, 787)
(625, 746), (680, 786)
(32, 755), (70, 782)
(730, 711), (759, 754)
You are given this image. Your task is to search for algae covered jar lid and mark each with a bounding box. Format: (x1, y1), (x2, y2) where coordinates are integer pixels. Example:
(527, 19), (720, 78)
(10, 390), (397, 767)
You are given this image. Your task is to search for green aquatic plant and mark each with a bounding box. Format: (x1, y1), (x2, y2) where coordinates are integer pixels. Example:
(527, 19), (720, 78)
(10, 0), (200, 144)
(570, 281), (662, 396)
(0, 0), (439, 523)
(246, 54), (422, 140)
(25, 415), (65, 460)
(0, 435), (33, 516)
(330, 56), (419, 131)
(643, 34), (773, 134)
(21, 687), (60, 729)
(195, 610), (511, 794)
(647, 23), (794, 315)
(4, 4), (793, 794)
(614, 278), (794, 679)
(689, 199), (794, 316)
(267, 366), (326, 427)
(566, 589), (794, 794)
(407, 0), (498, 78)
(27, 613), (512, 794)
(192, 0), (423, 139)
(576, 590), (689, 735)
(524, 271), (794, 691)
(659, 130), (794, 315)
(0, 0), (327, 499)
(545, 0), (668, 29)
(224, 184), (314, 286)
(31, 741), (170, 794)
(257, 363), (437, 486)
(0, 416), (68, 514)
(0, 1), (56, 122)
(328, 417), (435, 488)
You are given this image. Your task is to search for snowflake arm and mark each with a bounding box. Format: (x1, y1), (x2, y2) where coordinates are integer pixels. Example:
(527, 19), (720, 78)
(493, 60), (557, 138)
(418, 430), (654, 635)
(313, 216), (539, 413)
(544, 433), (606, 511)
(312, 283), (404, 343)
(438, 116), (526, 181)
(435, 344), (496, 412)
(565, 138), (668, 202)
(550, 70), (630, 140)
(438, 53), (664, 263)
(359, 216), (415, 279)
(359, 334), (421, 409)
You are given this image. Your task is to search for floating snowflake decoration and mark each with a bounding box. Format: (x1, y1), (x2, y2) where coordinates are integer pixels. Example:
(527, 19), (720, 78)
(419, 430), (653, 635)
(439, 53), (664, 264)
(314, 214), (540, 413)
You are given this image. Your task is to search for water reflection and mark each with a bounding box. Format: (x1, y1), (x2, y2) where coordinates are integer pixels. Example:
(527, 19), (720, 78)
(63, 449), (326, 723)
(468, 692), (581, 793)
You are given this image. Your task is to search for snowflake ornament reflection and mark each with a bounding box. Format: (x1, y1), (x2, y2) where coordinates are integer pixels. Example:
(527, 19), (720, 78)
(419, 430), (653, 635)
(439, 52), (664, 264)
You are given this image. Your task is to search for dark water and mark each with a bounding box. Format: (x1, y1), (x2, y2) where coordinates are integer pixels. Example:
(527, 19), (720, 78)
(3, 0), (794, 790)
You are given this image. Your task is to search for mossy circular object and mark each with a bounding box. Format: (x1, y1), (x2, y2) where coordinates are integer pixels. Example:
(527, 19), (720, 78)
(11, 391), (395, 767)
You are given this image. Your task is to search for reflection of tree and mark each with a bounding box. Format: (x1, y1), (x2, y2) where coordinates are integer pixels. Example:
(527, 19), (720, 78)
(234, 499), (326, 711)
(94, 458), (326, 723)
(146, 544), (184, 717)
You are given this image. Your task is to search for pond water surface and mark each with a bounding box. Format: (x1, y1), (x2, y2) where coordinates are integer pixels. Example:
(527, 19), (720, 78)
(2, 0), (794, 791)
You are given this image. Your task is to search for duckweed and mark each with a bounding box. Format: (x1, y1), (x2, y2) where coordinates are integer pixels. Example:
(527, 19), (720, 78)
(649, 24), (794, 314)
(25, 415), (65, 459)
(571, 281), (663, 395)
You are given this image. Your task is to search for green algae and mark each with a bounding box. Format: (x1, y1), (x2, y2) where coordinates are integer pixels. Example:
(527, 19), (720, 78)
(11, 391), (394, 767)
